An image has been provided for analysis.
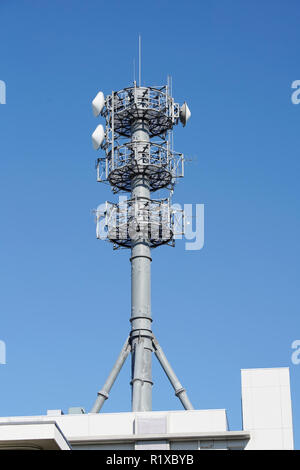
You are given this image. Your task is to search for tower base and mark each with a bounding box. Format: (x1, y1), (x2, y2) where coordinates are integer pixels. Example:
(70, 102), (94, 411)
(0, 368), (293, 450)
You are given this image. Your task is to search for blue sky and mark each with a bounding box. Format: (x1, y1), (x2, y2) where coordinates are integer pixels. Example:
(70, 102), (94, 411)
(0, 0), (299, 447)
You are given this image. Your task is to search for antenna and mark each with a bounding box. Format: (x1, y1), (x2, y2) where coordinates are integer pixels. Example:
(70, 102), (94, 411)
(91, 69), (192, 413)
(138, 34), (142, 87)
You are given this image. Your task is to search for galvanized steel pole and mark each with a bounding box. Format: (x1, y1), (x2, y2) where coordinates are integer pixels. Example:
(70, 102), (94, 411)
(130, 117), (153, 412)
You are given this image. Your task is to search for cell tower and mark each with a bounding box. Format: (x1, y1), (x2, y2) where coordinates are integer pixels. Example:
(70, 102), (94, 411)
(90, 74), (192, 413)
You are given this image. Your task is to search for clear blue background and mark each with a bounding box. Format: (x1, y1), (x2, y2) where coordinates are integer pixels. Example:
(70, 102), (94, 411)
(0, 0), (299, 448)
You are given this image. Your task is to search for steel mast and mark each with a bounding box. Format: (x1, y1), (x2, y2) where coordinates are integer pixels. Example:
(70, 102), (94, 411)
(91, 80), (192, 413)
(130, 113), (153, 411)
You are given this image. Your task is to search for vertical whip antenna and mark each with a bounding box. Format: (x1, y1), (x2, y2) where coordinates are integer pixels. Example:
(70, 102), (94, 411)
(139, 34), (142, 87)
(133, 58), (136, 84)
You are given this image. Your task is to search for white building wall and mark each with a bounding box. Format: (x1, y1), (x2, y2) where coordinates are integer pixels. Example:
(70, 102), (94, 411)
(241, 368), (294, 450)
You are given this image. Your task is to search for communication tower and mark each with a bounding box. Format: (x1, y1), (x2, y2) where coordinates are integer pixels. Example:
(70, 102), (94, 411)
(90, 77), (192, 413)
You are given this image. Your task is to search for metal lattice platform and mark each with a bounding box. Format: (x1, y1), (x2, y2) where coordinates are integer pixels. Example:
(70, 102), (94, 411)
(96, 198), (183, 249)
(96, 141), (183, 192)
(102, 86), (179, 137)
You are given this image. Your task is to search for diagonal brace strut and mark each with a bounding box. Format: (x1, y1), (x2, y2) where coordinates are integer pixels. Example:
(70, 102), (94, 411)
(91, 337), (131, 413)
(90, 334), (194, 413)
(152, 336), (194, 410)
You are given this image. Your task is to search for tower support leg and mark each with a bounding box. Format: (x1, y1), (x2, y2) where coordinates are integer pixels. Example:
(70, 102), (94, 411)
(152, 336), (194, 410)
(90, 337), (131, 413)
